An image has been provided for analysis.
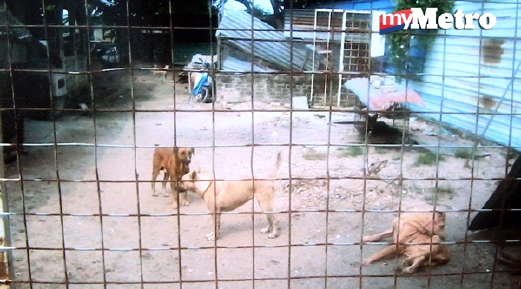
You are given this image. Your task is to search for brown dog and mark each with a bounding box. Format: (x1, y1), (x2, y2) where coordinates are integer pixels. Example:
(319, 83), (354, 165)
(362, 211), (450, 273)
(152, 64), (169, 82)
(151, 147), (194, 208)
(183, 152), (282, 240)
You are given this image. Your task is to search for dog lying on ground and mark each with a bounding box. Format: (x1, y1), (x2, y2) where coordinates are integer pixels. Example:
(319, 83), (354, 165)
(183, 152), (282, 240)
(151, 147), (194, 208)
(362, 211), (450, 273)
(152, 64), (169, 82)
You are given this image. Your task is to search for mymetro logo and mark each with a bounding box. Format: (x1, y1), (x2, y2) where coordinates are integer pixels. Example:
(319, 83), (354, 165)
(379, 8), (497, 34)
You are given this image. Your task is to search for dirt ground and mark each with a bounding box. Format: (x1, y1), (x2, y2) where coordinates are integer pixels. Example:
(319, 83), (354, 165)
(3, 68), (521, 288)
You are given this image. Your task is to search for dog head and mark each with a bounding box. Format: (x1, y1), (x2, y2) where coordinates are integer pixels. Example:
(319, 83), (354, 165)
(417, 212), (446, 238)
(173, 147), (194, 165)
(182, 169), (212, 196)
(431, 212), (446, 237)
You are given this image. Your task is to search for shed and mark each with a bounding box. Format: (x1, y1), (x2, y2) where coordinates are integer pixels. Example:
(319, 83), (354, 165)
(216, 6), (383, 104)
(216, 7), (380, 74)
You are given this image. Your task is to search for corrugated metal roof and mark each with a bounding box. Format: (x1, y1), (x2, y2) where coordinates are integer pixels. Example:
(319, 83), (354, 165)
(217, 9), (317, 71)
(408, 1), (521, 150)
(221, 56), (276, 72)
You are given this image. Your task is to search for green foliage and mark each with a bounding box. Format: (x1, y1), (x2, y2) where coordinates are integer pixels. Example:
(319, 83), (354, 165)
(424, 186), (455, 204)
(337, 146), (365, 158)
(302, 148), (328, 161)
(414, 151), (444, 166)
(388, 0), (455, 81)
(454, 148), (474, 159)
(89, 0), (215, 26)
(45, 5), (57, 11)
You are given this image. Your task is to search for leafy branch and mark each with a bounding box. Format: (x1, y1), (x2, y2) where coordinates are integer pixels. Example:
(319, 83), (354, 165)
(387, 0), (455, 81)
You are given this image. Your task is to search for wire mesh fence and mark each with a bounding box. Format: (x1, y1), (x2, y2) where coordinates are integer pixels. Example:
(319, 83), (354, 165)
(0, 0), (520, 288)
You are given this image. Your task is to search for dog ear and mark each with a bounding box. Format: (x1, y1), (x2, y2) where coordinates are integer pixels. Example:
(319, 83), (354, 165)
(190, 148), (195, 155)
(173, 147), (179, 155)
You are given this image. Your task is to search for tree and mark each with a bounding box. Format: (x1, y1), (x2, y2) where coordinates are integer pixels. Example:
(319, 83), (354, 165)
(89, 0), (216, 27)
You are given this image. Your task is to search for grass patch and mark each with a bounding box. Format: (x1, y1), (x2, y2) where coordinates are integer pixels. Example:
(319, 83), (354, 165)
(337, 146), (365, 157)
(424, 186), (456, 205)
(454, 148), (474, 159)
(414, 151), (444, 166)
(302, 148), (327, 161)
(375, 147), (390, 154)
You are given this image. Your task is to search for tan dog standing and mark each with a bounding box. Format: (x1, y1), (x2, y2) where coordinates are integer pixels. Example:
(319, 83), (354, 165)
(151, 147), (194, 208)
(183, 152), (282, 240)
(152, 64), (169, 82)
(362, 211), (450, 273)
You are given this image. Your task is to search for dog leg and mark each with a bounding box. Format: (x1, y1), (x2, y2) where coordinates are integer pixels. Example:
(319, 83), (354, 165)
(206, 211), (221, 241)
(403, 251), (428, 267)
(406, 246), (449, 270)
(151, 167), (160, 197)
(402, 255), (425, 273)
(205, 232), (215, 240)
(178, 191), (190, 206)
(257, 190), (279, 238)
(171, 188), (179, 209)
(171, 181), (190, 207)
(266, 214), (279, 239)
(170, 180), (186, 209)
(179, 192), (190, 206)
(215, 212), (221, 239)
(161, 172), (170, 197)
(402, 244), (441, 268)
(362, 245), (399, 266)
(205, 230), (215, 240)
(362, 228), (394, 243)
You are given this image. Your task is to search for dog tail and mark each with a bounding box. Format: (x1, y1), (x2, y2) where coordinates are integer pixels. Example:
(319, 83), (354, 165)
(270, 152), (282, 179)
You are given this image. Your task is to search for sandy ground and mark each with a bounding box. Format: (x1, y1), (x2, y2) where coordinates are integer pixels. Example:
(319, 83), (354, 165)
(3, 69), (521, 288)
